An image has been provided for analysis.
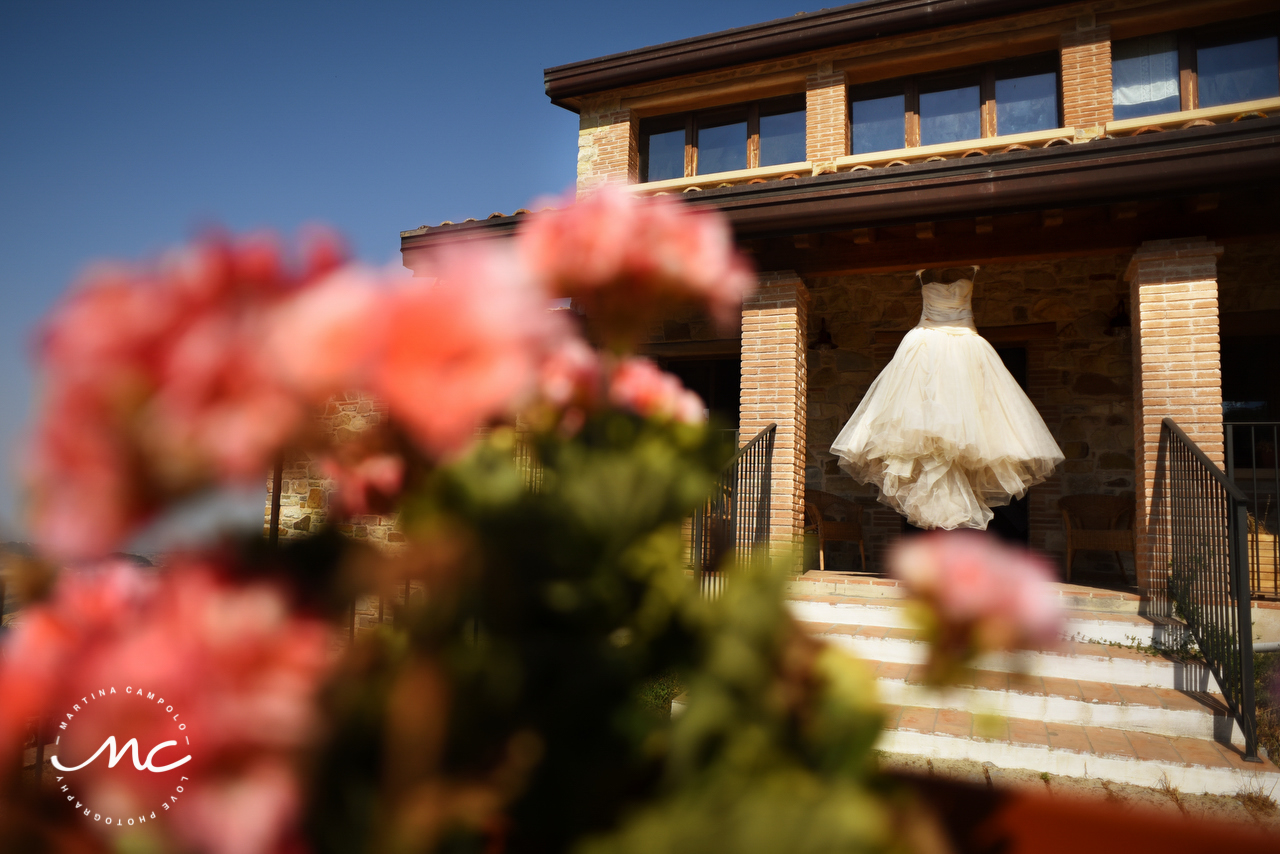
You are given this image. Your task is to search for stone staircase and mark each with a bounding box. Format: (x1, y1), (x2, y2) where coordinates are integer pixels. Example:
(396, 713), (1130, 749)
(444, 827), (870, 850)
(789, 572), (1280, 796)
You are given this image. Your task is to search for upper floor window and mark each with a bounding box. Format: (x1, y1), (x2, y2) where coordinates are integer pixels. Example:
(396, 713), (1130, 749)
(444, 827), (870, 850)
(1112, 20), (1279, 120)
(850, 55), (1060, 154)
(639, 95), (805, 182)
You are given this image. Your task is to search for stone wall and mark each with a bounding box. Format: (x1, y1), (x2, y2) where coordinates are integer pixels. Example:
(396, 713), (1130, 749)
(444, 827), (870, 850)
(263, 392), (403, 547)
(804, 255), (1137, 576)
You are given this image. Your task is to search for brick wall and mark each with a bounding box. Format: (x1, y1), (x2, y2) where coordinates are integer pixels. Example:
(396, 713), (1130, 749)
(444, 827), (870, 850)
(741, 273), (808, 563)
(806, 66), (849, 168)
(805, 257), (1136, 575)
(577, 100), (638, 193)
(1127, 238), (1224, 595)
(1060, 24), (1113, 132)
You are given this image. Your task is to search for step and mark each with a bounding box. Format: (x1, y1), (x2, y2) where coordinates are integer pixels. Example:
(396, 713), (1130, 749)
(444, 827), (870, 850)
(789, 573), (1144, 614)
(802, 621), (1217, 691)
(876, 705), (1280, 796)
(866, 659), (1244, 746)
(789, 594), (1191, 648)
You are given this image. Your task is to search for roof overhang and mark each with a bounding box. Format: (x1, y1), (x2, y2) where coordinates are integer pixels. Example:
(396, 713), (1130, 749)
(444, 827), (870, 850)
(543, 0), (1073, 111)
(401, 117), (1280, 265)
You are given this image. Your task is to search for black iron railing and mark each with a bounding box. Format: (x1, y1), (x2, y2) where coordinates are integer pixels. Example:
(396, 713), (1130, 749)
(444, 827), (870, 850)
(1161, 417), (1260, 760)
(1225, 421), (1280, 599)
(691, 423), (776, 596)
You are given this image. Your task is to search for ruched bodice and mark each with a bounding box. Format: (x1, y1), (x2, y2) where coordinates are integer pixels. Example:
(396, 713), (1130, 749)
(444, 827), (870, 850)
(829, 271), (1063, 530)
(918, 279), (976, 330)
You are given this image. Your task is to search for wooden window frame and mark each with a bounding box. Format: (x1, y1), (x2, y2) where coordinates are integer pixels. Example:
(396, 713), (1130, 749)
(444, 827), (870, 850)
(850, 53), (1061, 153)
(639, 94), (805, 183)
(1117, 14), (1280, 115)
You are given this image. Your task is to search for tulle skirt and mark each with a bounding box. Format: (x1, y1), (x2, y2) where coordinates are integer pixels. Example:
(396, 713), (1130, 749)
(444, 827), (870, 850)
(830, 325), (1064, 530)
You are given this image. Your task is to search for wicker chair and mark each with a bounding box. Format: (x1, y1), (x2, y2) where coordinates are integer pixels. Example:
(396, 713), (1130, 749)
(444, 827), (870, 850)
(1059, 494), (1135, 584)
(804, 490), (866, 572)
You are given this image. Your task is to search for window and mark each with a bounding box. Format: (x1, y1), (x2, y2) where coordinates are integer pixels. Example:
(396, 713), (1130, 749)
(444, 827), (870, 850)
(639, 95), (805, 182)
(849, 55), (1061, 155)
(1112, 20), (1279, 120)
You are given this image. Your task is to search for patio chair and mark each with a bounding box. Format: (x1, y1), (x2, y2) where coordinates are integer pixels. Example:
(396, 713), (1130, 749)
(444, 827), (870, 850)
(804, 489), (866, 572)
(1059, 493), (1135, 584)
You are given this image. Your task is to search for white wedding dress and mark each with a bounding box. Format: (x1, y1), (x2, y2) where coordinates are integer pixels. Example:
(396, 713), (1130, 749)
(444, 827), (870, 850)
(829, 271), (1064, 530)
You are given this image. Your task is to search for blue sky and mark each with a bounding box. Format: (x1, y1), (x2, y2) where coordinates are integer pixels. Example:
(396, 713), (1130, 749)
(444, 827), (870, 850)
(0, 0), (818, 539)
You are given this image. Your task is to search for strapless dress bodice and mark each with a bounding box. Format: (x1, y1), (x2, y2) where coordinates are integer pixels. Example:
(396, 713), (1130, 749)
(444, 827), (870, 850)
(918, 279), (975, 330)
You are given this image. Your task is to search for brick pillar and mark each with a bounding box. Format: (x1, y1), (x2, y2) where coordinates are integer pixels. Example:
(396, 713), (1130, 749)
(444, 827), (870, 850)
(741, 272), (808, 565)
(1060, 23), (1113, 133)
(577, 100), (638, 194)
(1126, 238), (1223, 596)
(806, 64), (848, 172)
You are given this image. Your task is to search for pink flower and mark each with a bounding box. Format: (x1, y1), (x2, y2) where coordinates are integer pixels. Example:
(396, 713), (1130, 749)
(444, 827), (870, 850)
(27, 233), (346, 559)
(320, 451), (405, 517)
(375, 244), (568, 458)
(518, 185), (754, 349)
(0, 557), (333, 854)
(608, 357), (706, 425)
(889, 532), (1062, 681)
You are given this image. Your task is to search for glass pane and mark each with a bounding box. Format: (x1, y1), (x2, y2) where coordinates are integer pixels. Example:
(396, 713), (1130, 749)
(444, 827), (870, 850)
(645, 129), (684, 182)
(1112, 35), (1180, 120)
(995, 71), (1057, 134)
(1198, 36), (1279, 108)
(919, 84), (980, 145)
(851, 93), (905, 154)
(759, 109), (805, 166)
(696, 119), (747, 174)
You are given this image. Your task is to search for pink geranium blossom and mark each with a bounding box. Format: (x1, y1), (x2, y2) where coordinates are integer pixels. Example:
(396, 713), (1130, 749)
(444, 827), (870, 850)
(608, 357), (705, 425)
(518, 185), (754, 348)
(28, 234), (347, 559)
(375, 244), (567, 458)
(0, 558), (332, 854)
(888, 531), (1063, 683)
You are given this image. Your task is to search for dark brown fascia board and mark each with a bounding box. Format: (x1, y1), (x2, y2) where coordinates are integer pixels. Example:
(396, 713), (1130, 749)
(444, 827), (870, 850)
(543, 0), (1071, 110)
(399, 117), (1280, 256)
(682, 117), (1280, 237)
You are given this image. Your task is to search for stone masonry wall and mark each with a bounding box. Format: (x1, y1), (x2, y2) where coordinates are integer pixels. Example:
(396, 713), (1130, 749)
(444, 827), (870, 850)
(805, 256), (1136, 576)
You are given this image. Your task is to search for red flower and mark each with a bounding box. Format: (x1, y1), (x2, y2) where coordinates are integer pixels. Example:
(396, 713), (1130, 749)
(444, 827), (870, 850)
(374, 245), (567, 458)
(608, 357), (705, 425)
(28, 233), (346, 559)
(518, 186), (754, 349)
(0, 558), (333, 854)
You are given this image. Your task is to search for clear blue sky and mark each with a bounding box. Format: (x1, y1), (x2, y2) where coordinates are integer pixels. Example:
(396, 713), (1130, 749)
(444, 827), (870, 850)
(0, 0), (820, 539)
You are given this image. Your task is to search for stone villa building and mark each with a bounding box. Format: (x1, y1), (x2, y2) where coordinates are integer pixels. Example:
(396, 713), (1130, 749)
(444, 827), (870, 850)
(399, 0), (1280, 591)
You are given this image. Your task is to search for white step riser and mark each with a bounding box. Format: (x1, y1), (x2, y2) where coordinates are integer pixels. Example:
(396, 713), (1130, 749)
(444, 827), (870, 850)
(877, 728), (1270, 797)
(875, 679), (1243, 747)
(788, 583), (1143, 615)
(825, 634), (1217, 692)
(791, 600), (1189, 648)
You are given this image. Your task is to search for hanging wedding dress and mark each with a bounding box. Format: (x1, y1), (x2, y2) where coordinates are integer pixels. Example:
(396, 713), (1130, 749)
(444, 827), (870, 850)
(829, 268), (1064, 530)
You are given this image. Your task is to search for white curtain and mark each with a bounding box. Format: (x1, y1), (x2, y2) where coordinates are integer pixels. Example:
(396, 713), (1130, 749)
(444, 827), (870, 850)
(1113, 35), (1178, 108)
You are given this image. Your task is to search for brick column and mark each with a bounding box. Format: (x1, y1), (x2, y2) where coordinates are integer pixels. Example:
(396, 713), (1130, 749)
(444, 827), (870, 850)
(741, 272), (808, 565)
(577, 100), (638, 194)
(1126, 238), (1223, 595)
(1060, 24), (1113, 133)
(806, 64), (848, 172)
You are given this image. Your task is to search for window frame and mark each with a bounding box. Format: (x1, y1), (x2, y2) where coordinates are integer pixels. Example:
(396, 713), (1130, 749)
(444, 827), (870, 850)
(849, 53), (1062, 155)
(638, 94), (806, 183)
(1113, 15), (1280, 117)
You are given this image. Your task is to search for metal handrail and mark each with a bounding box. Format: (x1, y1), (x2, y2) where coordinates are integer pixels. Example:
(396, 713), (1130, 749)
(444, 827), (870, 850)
(1225, 421), (1280, 598)
(692, 423), (777, 596)
(1161, 417), (1259, 761)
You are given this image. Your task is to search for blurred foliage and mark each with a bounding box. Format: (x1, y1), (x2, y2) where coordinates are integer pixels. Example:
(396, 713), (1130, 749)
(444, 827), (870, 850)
(303, 414), (904, 854)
